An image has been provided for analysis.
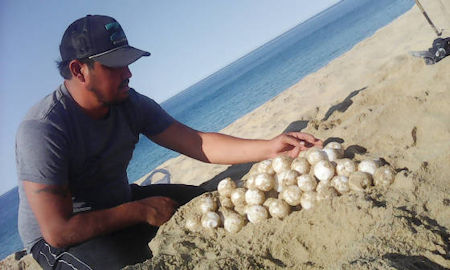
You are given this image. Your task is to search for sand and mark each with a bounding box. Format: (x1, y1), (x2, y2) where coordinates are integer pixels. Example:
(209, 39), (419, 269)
(2, 1), (449, 269)
(127, 1), (450, 269)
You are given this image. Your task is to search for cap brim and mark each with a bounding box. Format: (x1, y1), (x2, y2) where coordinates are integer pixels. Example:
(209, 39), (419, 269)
(90, 46), (150, 67)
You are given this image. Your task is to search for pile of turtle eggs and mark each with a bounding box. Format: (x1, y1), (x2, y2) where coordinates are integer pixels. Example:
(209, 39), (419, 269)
(185, 142), (396, 233)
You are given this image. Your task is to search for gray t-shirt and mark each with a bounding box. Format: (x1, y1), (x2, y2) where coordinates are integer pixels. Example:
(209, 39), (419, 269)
(16, 84), (174, 251)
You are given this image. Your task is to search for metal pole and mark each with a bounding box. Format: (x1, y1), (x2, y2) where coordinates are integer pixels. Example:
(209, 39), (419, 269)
(414, 0), (442, 36)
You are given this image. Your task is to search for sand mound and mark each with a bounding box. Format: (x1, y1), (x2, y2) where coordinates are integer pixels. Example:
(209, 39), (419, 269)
(127, 1), (449, 269)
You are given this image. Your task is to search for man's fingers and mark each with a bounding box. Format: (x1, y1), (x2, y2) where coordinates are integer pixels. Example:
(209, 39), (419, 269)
(287, 132), (323, 148)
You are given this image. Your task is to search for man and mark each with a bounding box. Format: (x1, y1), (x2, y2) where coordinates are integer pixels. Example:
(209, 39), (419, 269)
(16, 15), (322, 269)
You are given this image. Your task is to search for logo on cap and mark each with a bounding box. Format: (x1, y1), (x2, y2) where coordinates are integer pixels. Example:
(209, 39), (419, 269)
(105, 22), (127, 46)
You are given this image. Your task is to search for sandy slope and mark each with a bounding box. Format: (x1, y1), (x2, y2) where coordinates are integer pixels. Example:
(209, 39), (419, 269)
(127, 1), (450, 269)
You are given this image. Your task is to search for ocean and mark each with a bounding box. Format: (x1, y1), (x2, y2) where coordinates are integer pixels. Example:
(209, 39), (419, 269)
(0, 0), (414, 260)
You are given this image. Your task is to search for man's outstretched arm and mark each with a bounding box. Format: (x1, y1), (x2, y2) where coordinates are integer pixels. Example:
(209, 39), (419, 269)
(150, 121), (322, 164)
(23, 181), (177, 248)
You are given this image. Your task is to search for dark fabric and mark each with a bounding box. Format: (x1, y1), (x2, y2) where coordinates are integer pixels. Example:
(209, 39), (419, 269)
(30, 184), (206, 270)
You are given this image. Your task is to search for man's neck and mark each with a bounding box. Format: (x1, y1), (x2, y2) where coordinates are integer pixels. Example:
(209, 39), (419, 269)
(64, 80), (110, 120)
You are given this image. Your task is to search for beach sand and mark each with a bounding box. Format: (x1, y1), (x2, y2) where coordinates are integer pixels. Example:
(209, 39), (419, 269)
(128, 1), (450, 269)
(2, 1), (449, 269)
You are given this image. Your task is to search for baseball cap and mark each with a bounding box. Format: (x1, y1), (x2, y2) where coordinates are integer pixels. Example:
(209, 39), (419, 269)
(60, 15), (150, 67)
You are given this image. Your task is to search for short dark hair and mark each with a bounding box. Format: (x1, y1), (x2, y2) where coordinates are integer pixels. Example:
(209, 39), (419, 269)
(56, 58), (95, 79)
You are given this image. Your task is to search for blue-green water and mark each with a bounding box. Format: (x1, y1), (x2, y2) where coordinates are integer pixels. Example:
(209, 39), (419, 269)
(0, 0), (414, 260)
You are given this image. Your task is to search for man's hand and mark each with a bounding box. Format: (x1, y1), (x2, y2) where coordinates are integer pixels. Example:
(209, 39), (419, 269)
(136, 196), (177, 226)
(268, 132), (323, 159)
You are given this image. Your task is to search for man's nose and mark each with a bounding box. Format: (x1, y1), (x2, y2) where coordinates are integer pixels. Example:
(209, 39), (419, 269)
(121, 66), (132, 79)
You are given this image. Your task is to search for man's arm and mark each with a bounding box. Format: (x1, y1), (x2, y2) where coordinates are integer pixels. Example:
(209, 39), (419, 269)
(23, 181), (177, 248)
(150, 121), (322, 164)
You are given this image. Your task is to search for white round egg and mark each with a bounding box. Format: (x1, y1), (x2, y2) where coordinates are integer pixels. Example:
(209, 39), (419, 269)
(223, 211), (245, 233)
(373, 166), (395, 187)
(246, 205), (269, 224)
(272, 156), (293, 174)
(306, 149), (327, 165)
(335, 158), (357, 177)
(358, 159), (379, 176)
(230, 188), (247, 206)
(268, 199), (291, 219)
(254, 173), (275, 192)
(300, 192), (316, 210)
(291, 157), (310, 174)
(297, 174), (317, 192)
(256, 159), (275, 175)
(199, 196), (218, 214)
(201, 211), (221, 229)
(281, 185), (302, 206)
(217, 178), (236, 197)
(313, 160), (336, 182)
(331, 175), (350, 194)
(245, 189), (265, 205)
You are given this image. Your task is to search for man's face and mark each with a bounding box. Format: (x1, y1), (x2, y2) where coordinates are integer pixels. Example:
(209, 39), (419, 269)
(85, 62), (132, 106)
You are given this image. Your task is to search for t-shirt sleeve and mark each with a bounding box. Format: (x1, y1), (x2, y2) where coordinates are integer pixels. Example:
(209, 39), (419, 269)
(16, 120), (69, 186)
(132, 90), (175, 137)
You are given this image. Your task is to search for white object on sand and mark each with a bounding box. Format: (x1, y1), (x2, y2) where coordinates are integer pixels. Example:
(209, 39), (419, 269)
(349, 171), (373, 192)
(217, 177), (236, 197)
(335, 158), (357, 177)
(373, 166), (395, 186)
(201, 211), (221, 229)
(268, 199), (291, 219)
(246, 205), (269, 224)
(291, 157), (310, 174)
(281, 185), (302, 206)
(256, 159), (275, 175)
(276, 170), (299, 192)
(230, 188), (247, 206)
(223, 211), (245, 233)
(297, 174), (317, 192)
(331, 175), (350, 194)
(306, 149), (328, 165)
(358, 159), (379, 175)
(254, 173), (275, 192)
(199, 196), (218, 214)
(245, 189), (265, 205)
(313, 160), (336, 182)
(300, 192), (316, 210)
(272, 156), (293, 174)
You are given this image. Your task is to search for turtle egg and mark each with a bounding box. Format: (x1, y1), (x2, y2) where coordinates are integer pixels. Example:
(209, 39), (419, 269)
(373, 166), (395, 186)
(245, 189), (265, 205)
(256, 160), (275, 175)
(291, 157), (310, 174)
(185, 215), (201, 232)
(335, 159), (357, 177)
(245, 175), (257, 189)
(272, 156), (293, 174)
(297, 174), (317, 192)
(230, 188), (247, 206)
(254, 173), (275, 191)
(316, 187), (338, 201)
(358, 159), (379, 176)
(234, 204), (248, 216)
(323, 148), (342, 162)
(306, 149), (327, 165)
(331, 175), (350, 194)
(246, 205), (269, 224)
(219, 196), (234, 208)
(325, 142), (344, 156)
(300, 192), (317, 210)
(316, 179), (331, 192)
(199, 196), (218, 214)
(276, 170), (299, 192)
(217, 178), (236, 197)
(263, 197), (277, 209)
(349, 171), (373, 192)
(268, 199), (291, 219)
(313, 160), (336, 182)
(201, 211), (221, 229)
(223, 211), (245, 233)
(281, 185), (302, 206)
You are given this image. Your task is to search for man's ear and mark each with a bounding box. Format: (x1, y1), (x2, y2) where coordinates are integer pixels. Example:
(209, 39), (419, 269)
(68, 60), (88, 82)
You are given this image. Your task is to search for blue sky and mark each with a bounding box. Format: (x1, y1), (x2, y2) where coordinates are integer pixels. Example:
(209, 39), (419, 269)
(0, 0), (338, 195)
